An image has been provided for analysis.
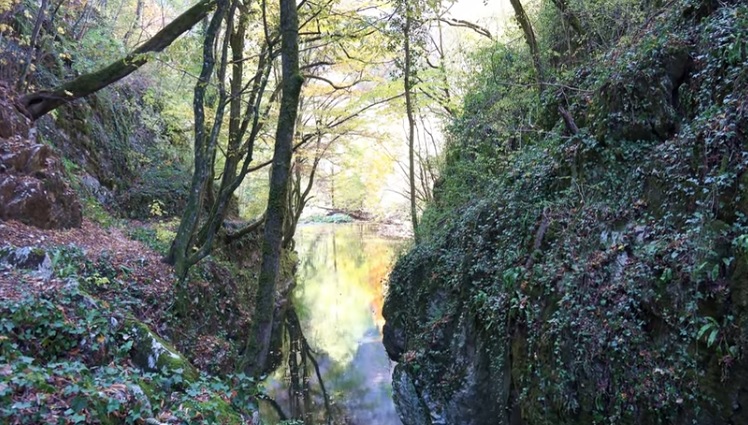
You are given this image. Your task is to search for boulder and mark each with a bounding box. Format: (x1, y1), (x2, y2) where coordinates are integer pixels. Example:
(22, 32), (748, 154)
(127, 318), (199, 385)
(80, 173), (113, 206)
(0, 245), (53, 279)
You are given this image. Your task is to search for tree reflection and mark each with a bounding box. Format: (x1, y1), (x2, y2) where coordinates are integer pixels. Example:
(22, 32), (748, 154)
(264, 223), (403, 424)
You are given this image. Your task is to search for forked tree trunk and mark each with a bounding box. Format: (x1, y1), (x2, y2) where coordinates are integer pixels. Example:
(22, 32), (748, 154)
(165, 0), (228, 281)
(19, 0), (217, 120)
(167, 4), (278, 279)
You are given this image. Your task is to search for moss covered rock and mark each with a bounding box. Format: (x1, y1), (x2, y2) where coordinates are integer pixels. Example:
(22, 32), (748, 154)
(127, 318), (199, 383)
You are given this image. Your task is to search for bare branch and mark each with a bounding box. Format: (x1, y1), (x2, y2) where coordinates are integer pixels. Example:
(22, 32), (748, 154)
(436, 17), (493, 40)
(304, 74), (363, 90)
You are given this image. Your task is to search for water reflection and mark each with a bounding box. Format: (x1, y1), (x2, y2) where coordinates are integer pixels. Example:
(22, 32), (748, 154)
(263, 223), (403, 425)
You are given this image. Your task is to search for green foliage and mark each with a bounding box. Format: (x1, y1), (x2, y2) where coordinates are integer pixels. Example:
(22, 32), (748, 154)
(84, 196), (120, 227)
(386, 1), (748, 423)
(420, 43), (540, 234)
(71, 26), (127, 74)
(0, 254), (256, 424)
(535, 0), (651, 68)
(128, 220), (178, 255)
(303, 213), (355, 224)
(1, 287), (150, 424)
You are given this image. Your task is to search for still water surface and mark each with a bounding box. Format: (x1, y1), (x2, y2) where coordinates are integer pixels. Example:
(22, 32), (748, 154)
(264, 223), (404, 424)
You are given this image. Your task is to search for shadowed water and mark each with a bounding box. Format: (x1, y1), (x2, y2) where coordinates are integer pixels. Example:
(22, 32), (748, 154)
(263, 223), (403, 425)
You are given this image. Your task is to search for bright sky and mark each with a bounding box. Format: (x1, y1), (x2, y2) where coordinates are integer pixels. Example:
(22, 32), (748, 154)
(447, 0), (514, 34)
(366, 0), (518, 218)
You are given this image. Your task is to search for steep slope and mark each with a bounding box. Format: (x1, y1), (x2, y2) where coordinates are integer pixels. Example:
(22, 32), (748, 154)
(0, 9), (262, 424)
(383, 1), (748, 424)
(0, 219), (256, 424)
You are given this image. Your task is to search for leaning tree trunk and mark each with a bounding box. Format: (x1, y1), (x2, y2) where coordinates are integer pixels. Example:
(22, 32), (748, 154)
(19, 0), (217, 120)
(509, 0), (544, 92)
(241, 0), (303, 377)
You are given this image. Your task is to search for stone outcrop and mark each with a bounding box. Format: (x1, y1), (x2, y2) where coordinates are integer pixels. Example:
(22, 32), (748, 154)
(0, 83), (82, 229)
(0, 245), (53, 279)
(383, 2), (748, 424)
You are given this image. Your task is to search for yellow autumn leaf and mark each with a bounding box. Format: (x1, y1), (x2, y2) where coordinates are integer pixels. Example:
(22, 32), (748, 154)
(0, 0), (10, 13)
(57, 26), (65, 35)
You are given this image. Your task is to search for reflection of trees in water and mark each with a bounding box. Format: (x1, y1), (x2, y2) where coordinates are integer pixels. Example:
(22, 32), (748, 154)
(298, 224), (393, 286)
(299, 231), (325, 277)
(272, 224), (402, 424)
(285, 305), (333, 424)
(272, 308), (389, 425)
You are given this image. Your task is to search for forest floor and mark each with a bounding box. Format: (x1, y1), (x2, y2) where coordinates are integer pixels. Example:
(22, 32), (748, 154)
(0, 218), (173, 322)
(0, 217), (257, 424)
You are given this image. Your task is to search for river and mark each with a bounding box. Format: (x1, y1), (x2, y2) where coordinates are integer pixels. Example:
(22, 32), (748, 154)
(261, 222), (404, 424)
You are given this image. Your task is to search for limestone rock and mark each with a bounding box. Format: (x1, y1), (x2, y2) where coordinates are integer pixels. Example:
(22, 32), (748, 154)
(80, 173), (113, 206)
(0, 245), (46, 269)
(127, 318), (199, 385)
(392, 365), (431, 425)
(0, 86), (30, 140)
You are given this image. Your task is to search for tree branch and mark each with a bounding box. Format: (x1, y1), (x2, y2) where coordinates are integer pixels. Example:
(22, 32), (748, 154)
(304, 74), (362, 90)
(225, 213), (267, 242)
(20, 0), (218, 120)
(436, 17), (493, 40)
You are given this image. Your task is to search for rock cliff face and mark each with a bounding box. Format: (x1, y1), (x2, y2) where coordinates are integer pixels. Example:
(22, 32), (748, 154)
(383, 2), (748, 424)
(0, 83), (82, 229)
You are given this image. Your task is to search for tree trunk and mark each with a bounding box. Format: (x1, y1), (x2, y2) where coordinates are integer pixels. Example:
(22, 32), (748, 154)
(165, 0), (227, 282)
(241, 0), (303, 377)
(17, 0), (49, 91)
(434, 17), (454, 117)
(19, 0), (218, 120)
(550, 0), (584, 38)
(403, 5), (419, 239)
(509, 0), (544, 92)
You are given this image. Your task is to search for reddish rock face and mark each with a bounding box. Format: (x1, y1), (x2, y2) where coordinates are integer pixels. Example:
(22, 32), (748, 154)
(0, 84), (82, 229)
(0, 95), (30, 140)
